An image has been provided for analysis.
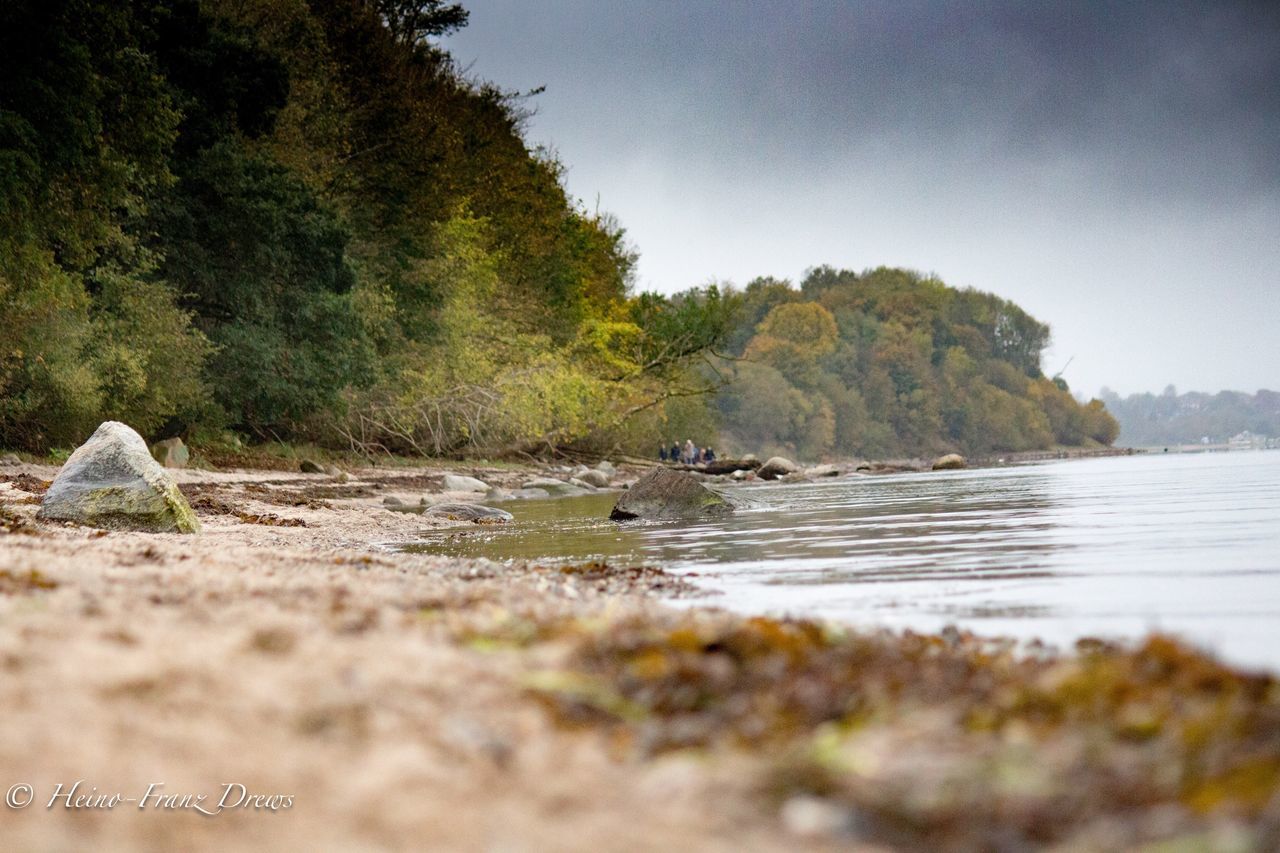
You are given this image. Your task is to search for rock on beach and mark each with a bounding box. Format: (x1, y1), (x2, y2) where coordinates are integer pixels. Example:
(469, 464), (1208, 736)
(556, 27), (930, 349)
(757, 456), (799, 480)
(441, 473), (490, 493)
(37, 421), (201, 533)
(576, 469), (611, 488)
(150, 436), (190, 469)
(931, 453), (967, 470)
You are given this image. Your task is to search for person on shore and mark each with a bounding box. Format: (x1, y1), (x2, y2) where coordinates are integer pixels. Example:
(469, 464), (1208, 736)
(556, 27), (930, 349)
(670, 442), (680, 463)
(659, 445), (668, 462)
(683, 439), (696, 465)
(704, 447), (716, 463)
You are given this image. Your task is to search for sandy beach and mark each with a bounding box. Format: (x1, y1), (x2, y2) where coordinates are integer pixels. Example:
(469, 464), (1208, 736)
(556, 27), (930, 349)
(1, 461), (1276, 851)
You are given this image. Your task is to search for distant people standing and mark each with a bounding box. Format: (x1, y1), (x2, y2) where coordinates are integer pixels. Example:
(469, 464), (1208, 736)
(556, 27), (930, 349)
(670, 442), (680, 463)
(659, 445), (668, 462)
(704, 447), (716, 463)
(683, 439), (696, 465)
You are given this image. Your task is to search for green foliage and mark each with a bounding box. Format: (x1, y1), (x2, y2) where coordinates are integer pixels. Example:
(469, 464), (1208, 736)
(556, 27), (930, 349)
(0, 0), (209, 450)
(0, 1), (1102, 464)
(0, 0), (741, 457)
(88, 261), (212, 434)
(711, 266), (1117, 460)
(345, 211), (615, 455)
(626, 285), (740, 378)
(149, 140), (371, 432)
(0, 248), (101, 449)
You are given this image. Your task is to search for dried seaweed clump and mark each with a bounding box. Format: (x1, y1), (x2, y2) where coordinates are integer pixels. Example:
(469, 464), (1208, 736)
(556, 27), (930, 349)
(529, 614), (1280, 849)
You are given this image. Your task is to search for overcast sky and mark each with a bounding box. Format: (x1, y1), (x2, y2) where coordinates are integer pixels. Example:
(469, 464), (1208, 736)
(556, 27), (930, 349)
(443, 1), (1279, 396)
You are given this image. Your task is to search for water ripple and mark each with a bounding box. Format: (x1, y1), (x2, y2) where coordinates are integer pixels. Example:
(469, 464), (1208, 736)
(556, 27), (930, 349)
(407, 451), (1280, 671)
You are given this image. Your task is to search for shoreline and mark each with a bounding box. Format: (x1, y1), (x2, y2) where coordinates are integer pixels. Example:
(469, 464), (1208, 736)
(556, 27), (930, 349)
(1, 460), (1276, 849)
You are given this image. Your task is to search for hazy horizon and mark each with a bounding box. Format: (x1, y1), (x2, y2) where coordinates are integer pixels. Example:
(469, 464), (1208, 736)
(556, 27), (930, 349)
(444, 1), (1279, 398)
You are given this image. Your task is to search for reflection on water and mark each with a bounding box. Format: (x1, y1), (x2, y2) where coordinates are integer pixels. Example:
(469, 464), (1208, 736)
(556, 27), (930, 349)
(406, 451), (1280, 671)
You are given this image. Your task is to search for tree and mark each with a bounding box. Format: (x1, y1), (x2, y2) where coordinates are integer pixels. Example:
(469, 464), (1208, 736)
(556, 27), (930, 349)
(0, 0), (209, 449)
(1083, 399), (1120, 445)
(711, 264), (1112, 458)
(367, 1), (469, 46)
(743, 302), (838, 387)
(149, 141), (371, 433)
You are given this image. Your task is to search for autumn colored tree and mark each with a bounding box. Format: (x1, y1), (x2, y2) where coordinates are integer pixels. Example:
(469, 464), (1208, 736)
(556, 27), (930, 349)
(713, 266), (1118, 459)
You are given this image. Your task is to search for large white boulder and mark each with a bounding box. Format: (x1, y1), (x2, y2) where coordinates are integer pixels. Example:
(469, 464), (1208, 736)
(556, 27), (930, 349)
(38, 421), (201, 533)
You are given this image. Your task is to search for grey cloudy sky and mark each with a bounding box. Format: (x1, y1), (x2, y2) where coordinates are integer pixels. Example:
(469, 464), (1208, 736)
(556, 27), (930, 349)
(443, 1), (1279, 396)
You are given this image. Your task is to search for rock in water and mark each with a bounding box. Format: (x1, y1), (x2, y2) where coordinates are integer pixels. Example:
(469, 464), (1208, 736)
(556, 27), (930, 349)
(37, 421), (201, 533)
(609, 468), (735, 521)
(757, 456), (799, 480)
(932, 453), (967, 470)
(423, 503), (514, 523)
(441, 473), (490, 493)
(150, 436), (189, 469)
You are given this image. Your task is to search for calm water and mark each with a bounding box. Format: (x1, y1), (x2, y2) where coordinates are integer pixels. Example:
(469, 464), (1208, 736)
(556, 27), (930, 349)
(409, 452), (1280, 671)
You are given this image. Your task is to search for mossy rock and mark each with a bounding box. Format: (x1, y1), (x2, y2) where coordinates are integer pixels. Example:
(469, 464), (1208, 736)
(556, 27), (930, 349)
(37, 421), (201, 534)
(610, 468), (735, 520)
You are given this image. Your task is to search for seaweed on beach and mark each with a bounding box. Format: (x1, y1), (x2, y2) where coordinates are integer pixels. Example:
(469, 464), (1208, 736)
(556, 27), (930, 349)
(0, 568), (59, 593)
(526, 613), (1280, 848)
(236, 512), (308, 527)
(239, 482), (332, 509)
(1, 473), (51, 494)
(0, 504), (42, 535)
(180, 485), (242, 516)
(538, 561), (705, 597)
(178, 485), (308, 526)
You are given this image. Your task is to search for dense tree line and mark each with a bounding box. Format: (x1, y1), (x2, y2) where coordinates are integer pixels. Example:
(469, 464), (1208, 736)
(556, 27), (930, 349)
(0, 1), (1115, 461)
(1100, 386), (1280, 446)
(701, 267), (1118, 460)
(0, 0), (721, 455)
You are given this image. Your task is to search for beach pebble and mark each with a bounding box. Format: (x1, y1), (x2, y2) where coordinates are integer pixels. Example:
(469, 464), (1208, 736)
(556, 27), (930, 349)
(442, 474), (490, 493)
(781, 796), (857, 838)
